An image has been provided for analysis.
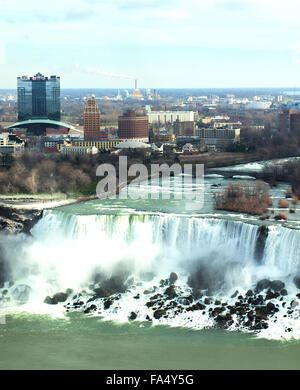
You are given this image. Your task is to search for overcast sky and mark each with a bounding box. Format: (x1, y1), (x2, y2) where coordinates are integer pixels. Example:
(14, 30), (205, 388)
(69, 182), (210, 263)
(1, 0), (300, 89)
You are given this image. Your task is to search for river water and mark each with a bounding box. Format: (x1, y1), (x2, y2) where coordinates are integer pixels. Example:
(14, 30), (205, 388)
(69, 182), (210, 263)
(0, 160), (300, 370)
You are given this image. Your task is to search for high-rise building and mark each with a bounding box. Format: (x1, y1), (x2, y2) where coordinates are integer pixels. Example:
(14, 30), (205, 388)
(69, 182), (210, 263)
(174, 120), (195, 136)
(279, 109), (300, 134)
(83, 97), (101, 140)
(17, 73), (60, 121)
(118, 110), (149, 142)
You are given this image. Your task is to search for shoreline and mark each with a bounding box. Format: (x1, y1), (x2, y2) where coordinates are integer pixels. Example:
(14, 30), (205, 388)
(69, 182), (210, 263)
(0, 154), (298, 213)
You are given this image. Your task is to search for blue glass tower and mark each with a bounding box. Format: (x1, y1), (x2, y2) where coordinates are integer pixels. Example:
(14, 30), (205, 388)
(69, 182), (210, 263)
(17, 73), (60, 121)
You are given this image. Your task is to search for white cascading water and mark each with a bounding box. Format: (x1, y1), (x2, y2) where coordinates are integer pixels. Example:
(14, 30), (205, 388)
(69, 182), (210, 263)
(1, 209), (300, 339)
(2, 209), (299, 296)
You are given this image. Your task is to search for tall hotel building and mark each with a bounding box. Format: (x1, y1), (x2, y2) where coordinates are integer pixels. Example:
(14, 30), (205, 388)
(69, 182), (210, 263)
(83, 97), (101, 140)
(118, 110), (149, 142)
(279, 109), (300, 135)
(17, 73), (60, 121)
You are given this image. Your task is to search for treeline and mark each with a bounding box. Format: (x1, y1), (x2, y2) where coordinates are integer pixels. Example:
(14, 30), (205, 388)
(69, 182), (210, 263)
(0, 153), (120, 196)
(226, 127), (300, 159)
(257, 160), (300, 197)
(214, 181), (272, 215)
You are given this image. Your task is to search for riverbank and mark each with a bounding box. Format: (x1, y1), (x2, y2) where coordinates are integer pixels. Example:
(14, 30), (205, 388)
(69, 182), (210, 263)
(179, 152), (262, 167)
(0, 194), (79, 234)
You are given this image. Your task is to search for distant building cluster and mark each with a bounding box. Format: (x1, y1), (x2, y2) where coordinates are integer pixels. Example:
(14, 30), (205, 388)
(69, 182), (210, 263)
(1, 71), (288, 158)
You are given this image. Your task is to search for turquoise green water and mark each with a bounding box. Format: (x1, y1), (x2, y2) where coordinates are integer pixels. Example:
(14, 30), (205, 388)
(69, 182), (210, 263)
(1, 169), (300, 370)
(0, 313), (299, 370)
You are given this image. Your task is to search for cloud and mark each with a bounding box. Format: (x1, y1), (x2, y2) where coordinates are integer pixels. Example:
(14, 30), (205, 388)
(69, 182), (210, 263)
(117, 0), (174, 10)
(215, 0), (251, 12)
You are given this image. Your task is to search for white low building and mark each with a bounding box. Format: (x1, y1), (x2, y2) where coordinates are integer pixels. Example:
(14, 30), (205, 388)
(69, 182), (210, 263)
(60, 145), (99, 155)
(145, 106), (195, 124)
(195, 128), (240, 148)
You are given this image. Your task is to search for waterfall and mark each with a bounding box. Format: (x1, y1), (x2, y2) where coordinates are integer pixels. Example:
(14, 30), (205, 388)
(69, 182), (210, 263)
(1, 209), (300, 302)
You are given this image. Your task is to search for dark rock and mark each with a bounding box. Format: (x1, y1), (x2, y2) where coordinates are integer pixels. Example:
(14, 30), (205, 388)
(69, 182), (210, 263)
(160, 279), (169, 287)
(52, 292), (68, 304)
(102, 275), (128, 295)
(255, 306), (269, 320)
(291, 300), (299, 309)
(150, 293), (162, 301)
(266, 302), (276, 313)
(153, 309), (166, 319)
(0, 205), (42, 235)
(104, 299), (113, 309)
(293, 276), (300, 289)
(265, 289), (280, 300)
(255, 279), (271, 293)
(212, 307), (225, 317)
(231, 290), (239, 298)
(270, 280), (285, 291)
(280, 289), (288, 296)
(129, 312), (137, 320)
(133, 294), (140, 299)
(252, 295), (264, 306)
(186, 302), (205, 311)
(255, 225), (269, 262)
(164, 285), (177, 299)
(185, 295), (194, 303)
(84, 304), (97, 314)
(215, 313), (233, 328)
(44, 296), (53, 305)
(229, 306), (237, 314)
(169, 272), (178, 285)
(248, 311), (254, 321)
(246, 289), (254, 297)
(94, 287), (110, 298)
(204, 298), (211, 305)
(146, 301), (155, 308)
(214, 300), (221, 305)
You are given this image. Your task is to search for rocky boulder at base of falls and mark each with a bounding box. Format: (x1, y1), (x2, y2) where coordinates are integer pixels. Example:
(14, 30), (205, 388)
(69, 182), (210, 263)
(0, 205), (42, 235)
(44, 290), (72, 305)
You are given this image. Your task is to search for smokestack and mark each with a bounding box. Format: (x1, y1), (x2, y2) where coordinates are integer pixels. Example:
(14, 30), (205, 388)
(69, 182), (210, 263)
(135, 79), (138, 90)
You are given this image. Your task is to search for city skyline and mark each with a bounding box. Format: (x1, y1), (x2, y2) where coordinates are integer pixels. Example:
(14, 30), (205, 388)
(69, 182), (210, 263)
(1, 0), (300, 89)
